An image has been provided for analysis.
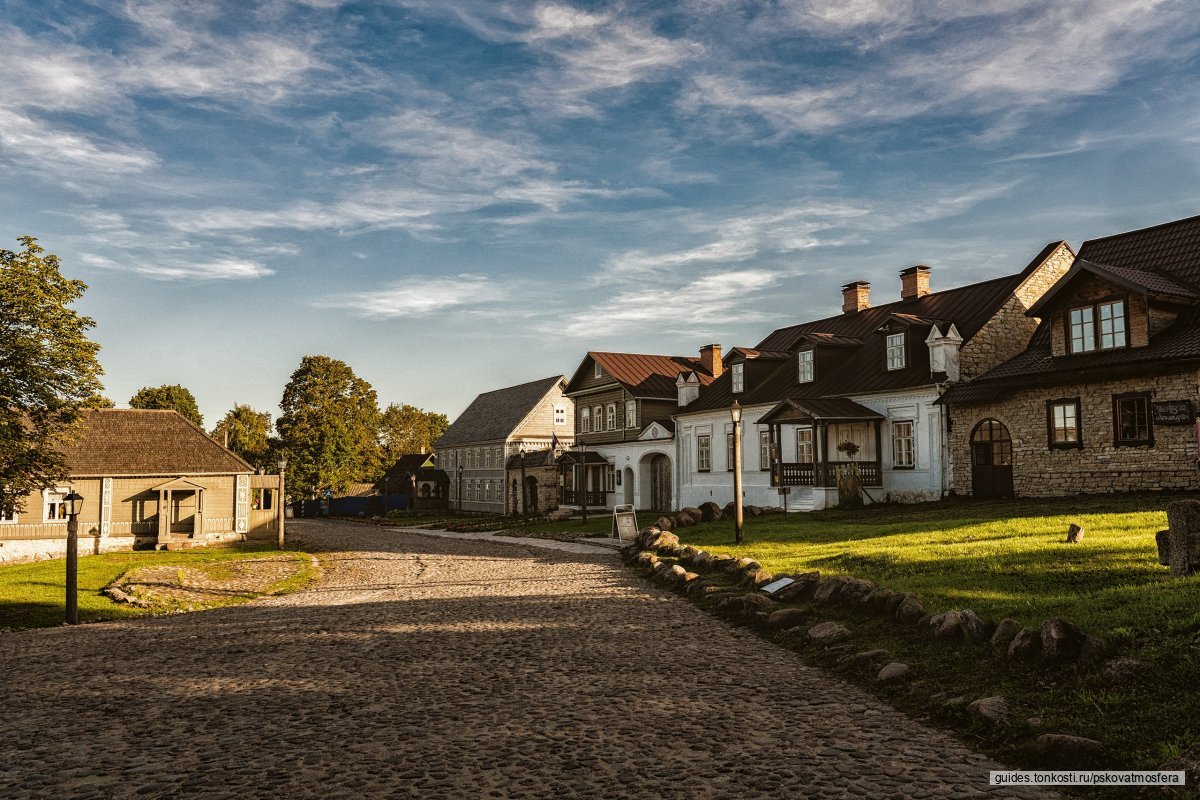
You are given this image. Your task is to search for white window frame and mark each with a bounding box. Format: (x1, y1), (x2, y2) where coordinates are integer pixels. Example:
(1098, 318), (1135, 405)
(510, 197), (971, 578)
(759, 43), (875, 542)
(594, 361), (602, 378)
(731, 362), (744, 393)
(697, 434), (712, 472)
(581, 407), (591, 433)
(1069, 306), (1096, 353)
(43, 488), (70, 522)
(726, 433), (734, 472)
(886, 333), (906, 371)
(553, 403), (566, 425)
(795, 427), (814, 464)
(1098, 300), (1127, 350)
(759, 430), (770, 471)
(593, 405), (603, 430)
(892, 420), (915, 469)
(605, 466), (615, 493)
(797, 349), (814, 383)
(606, 403), (616, 431)
(625, 400), (637, 429)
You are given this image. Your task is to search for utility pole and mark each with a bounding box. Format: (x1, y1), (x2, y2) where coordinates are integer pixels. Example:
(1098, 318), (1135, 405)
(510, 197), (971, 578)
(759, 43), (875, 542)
(277, 456), (288, 549)
(731, 402), (744, 545)
(64, 490), (83, 624)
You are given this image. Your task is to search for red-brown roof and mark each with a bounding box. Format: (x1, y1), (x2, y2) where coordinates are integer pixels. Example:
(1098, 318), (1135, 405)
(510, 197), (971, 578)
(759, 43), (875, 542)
(579, 352), (714, 398)
(63, 409), (253, 476)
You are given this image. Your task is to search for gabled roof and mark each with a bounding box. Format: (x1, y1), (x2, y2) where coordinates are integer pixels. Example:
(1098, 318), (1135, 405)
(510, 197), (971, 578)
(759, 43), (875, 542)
(62, 409), (253, 476)
(1026, 258), (1200, 317)
(759, 397), (885, 425)
(379, 454), (448, 484)
(725, 347), (791, 362)
(435, 376), (565, 448)
(567, 352), (713, 398)
(1074, 213), (1200, 286)
(684, 245), (1068, 415)
(506, 448), (558, 470)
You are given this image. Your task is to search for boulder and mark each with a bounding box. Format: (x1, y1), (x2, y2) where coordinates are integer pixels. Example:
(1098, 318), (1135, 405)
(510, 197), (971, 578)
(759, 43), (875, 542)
(959, 609), (989, 643)
(654, 517), (674, 534)
(698, 501), (722, 522)
(741, 593), (775, 616)
(647, 530), (679, 550)
(1100, 657), (1148, 686)
(851, 649), (890, 666)
(991, 618), (1022, 650)
(635, 551), (659, 571)
(658, 564), (689, 588)
(1040, 618), (1087, 662)
(766, 607), (812, 631)
(745, 504), (762, 517)
(1066, 523), (1085, 543)
(681, 507), (703, 524)
(861, 586), (899, 613)
(710, 555), (739, 574)
(715, 596), (746, 617)
(673, 513), (695, 528)
(928, 610), (963, 640)
(1007, 627), (1041, 661)
(683, 550), (712, 572)
(682, 571), (700, 585)
(967, 696), (1009, 725)
(747, 569), (775, 589)
(1035, 734), (1104, 768)
(811, 577), (846, 605)
(807, 621), (852, 644)
(895, 595), (926, 625)
(838, 578), (875, 604)
(722, 501), (736, 518)
(876, 662), (911, 683)
(1078, 635), (1108, 665)
(777, 571), (820, 602)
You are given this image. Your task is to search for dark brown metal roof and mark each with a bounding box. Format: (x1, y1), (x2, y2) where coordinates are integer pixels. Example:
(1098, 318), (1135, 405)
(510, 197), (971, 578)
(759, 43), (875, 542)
(759, 397), (884, 425)
(583, 351), (713, 397)
(1076, 213), (1200, 287)
(62, 409), (253, 476)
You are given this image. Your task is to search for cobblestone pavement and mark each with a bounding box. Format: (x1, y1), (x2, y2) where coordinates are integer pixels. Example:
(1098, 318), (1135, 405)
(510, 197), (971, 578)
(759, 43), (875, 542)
(0, 520), (1054, 799)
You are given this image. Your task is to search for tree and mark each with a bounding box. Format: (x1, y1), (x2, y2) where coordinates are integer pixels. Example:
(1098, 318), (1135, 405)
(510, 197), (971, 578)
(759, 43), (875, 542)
(129, 384), (203, 428)
(0, 236), (104, 514)
(211, 404), (272, 468)
(378, 403), (449, 462)
(276, 355), (381, 497)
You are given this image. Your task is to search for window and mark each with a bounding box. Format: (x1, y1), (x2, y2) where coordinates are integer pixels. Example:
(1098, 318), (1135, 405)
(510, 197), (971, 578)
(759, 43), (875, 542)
(731, 362), (744, 393)
(625, 400), (637, 429)
(44, 490), (68, 521)
(726, 433), (735, 471)
(554, 404), (566, 425)
(606, 466), (616, 493)
(697, 434), (711, 472)
(593, 406), (603, 431)
(1070, 300), (1127, 353)
(0, 505), (16, 524)
(797, 350), (814, 383)
(595, 361), (603, 378)
(581, 407), (591, 433)
(892, 421), (914, 468)
(606, 403), (616, 431)
(795, 428), (814, 463)
(1113, 392), (1153, 446)
(759, 430), (770, 470)
(1047, 399), (1081, 448)
(886, 333), (906, 370)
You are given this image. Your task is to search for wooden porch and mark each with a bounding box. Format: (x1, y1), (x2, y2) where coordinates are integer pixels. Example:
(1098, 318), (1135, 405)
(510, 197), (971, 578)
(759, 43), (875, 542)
(760, 397), (885, 489)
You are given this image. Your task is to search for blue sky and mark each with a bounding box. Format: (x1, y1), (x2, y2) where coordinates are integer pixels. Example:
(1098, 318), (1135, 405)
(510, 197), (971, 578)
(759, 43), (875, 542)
(3, 0), (1199, 425)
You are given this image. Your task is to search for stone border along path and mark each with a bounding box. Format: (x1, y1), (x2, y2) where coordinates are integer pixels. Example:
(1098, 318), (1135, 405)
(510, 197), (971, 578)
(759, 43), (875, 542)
(0, 520), (1055, 799)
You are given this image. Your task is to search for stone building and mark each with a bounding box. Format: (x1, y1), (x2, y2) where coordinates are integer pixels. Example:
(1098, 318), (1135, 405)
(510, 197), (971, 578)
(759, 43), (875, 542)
(675, 241), (1075, 511)
(0, 409), (270, 563)
(940, 214), (1200, 497)
(504, 448), (562, 516)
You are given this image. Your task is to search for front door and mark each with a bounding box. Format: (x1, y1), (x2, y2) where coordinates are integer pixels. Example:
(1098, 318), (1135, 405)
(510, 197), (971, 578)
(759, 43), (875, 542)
(650, 454), (672, 512)
(171, 490), (197, 534)
(971, 419), (1013, 498)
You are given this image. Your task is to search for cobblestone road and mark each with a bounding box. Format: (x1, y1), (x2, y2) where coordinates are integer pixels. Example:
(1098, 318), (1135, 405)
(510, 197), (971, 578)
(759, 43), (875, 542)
(0, 520), (1053, 799)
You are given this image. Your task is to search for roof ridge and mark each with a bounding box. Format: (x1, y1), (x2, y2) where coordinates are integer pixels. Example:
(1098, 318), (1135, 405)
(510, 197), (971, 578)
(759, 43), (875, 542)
(1080, 213), (1200, 247)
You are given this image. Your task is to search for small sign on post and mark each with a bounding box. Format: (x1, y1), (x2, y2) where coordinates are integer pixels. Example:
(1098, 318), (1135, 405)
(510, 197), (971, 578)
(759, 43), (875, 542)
(612, 503), (638, 542)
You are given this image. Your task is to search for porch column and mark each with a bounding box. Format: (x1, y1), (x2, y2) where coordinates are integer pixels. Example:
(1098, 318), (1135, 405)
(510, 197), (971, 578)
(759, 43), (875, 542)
(157, 489), (171, 543)
(816, 422), (828, 487)
(875, 420), (884, 485)
(194, 489), (204, 538)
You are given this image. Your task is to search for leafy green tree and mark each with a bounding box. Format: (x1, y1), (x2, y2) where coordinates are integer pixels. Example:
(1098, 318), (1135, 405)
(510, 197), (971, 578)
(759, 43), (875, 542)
(211, 404), (272, 468)
(379, 403), (449, 462)
(129, 384), (203, 428)
(276, 355), (381, 497)
(0, 236), (104, 514)
(83, 394), (115, 409)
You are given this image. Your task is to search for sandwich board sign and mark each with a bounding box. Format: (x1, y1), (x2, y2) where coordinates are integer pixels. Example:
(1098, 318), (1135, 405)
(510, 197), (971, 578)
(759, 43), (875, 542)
(613, 504), (639, 542)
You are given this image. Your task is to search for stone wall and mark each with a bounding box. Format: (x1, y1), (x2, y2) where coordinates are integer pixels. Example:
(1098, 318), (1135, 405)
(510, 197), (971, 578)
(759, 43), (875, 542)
(959, 242), (1074, 379)
(949, 370), (1200, 496)
(506, 465), (560, 515)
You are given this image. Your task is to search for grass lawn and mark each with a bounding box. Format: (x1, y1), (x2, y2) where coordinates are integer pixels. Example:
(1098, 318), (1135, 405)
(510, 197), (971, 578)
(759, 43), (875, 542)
(0, 542), (317, 630)
(644, 492), (1200, 772)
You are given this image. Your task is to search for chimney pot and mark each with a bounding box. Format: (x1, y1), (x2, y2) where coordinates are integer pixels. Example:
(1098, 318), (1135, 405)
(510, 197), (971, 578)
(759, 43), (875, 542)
(842, 281), (870, 314)
(700, 344), (723, 379)
(900, 265), (931, 300)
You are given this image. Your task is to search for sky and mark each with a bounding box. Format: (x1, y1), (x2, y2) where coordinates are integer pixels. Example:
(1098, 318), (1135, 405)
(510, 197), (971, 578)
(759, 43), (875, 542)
(3, 0), (1199, 426)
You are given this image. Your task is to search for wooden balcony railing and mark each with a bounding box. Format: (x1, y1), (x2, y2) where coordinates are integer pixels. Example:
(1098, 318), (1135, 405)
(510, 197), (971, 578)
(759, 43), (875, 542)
(776, 460), (882, 487)
(561, 489), (607, 506)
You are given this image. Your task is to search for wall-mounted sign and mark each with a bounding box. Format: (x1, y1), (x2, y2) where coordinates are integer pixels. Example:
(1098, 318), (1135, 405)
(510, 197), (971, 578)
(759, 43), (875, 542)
(1153, 400), (1194, 425)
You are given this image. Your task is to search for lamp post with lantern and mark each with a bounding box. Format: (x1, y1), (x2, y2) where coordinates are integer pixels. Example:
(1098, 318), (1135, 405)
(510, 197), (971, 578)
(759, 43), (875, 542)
(63, 489), (84, 624)
(277, 456), (288, 550)
(731, 402), (744, 545)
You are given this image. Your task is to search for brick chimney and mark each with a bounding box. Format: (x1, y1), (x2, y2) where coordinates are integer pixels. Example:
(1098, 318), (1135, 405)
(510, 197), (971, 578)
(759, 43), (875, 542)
(842, 281), (870, 314)
(700, 344), (723, 379)
(900, 265), (931, 300)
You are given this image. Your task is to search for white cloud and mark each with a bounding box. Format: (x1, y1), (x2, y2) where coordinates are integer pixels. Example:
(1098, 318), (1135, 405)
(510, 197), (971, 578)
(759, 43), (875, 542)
(317, 275), (501, 319)
(80, 252), (275, 280)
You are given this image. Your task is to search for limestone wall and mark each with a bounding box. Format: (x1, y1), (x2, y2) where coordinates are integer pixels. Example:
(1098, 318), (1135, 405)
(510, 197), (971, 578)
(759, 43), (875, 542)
(949, 371), (1200, 496)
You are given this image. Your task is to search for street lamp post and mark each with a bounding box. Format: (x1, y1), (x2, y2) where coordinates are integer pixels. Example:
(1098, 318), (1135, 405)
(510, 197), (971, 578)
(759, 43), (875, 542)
(731, 402), (744, 545)
(277, 456), (288, 550)
(457, 464), (464, 513)
(63, 490), (84, 625)
(578, 441), (589, 524)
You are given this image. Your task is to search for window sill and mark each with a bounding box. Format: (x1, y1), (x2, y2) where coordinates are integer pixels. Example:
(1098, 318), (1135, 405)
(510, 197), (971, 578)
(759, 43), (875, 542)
(1114, 440), (1154, 448)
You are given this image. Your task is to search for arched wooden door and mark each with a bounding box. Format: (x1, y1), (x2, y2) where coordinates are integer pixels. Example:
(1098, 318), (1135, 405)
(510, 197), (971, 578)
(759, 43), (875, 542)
(971, 419), (1013, 498)
(650, 454), (672, 512)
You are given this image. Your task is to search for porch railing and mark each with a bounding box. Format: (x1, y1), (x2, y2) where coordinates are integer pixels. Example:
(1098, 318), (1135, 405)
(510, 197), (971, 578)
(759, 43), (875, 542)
(777, 460), (882, 487)
(561, 489), (607, 506)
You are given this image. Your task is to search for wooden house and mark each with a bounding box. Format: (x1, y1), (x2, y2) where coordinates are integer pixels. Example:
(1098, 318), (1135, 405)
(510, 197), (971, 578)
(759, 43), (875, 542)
(0, 409), (274, 563)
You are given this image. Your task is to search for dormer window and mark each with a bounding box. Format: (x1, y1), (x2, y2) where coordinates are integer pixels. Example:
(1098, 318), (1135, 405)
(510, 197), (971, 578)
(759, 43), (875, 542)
(797, 349), (814, 383)
(886, 333), (906, 370)
(1069, 299), (1127, 353)
(731, 362), (744, 393)
(594, 361), (603, 378)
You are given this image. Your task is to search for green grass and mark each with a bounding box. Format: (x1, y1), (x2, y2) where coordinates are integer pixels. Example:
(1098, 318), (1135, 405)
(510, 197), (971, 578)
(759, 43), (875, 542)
(0, 542), (316, 630)
(646, 492), (1200, 774)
